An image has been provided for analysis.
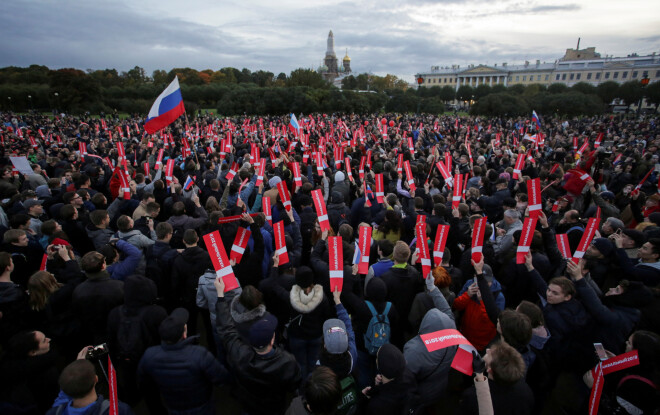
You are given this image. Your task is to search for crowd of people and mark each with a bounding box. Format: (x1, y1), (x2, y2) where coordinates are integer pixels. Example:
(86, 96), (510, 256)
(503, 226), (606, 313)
(0, 109), (659, 415)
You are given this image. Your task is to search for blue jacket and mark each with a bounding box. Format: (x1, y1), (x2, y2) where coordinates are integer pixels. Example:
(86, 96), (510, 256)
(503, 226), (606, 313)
(106, 240), (141, 281)
(47, 392), (133, 415)
(137, 336), (229, 411)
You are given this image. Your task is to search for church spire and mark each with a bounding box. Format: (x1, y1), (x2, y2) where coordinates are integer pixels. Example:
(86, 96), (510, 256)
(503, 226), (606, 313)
(326, 30), (336, 57)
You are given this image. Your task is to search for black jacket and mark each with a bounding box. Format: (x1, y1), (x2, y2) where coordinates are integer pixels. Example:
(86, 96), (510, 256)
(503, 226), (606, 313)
(72, 270), (124, 345)
(171, 246), (213, 306)
(215, 295), (301, 415)
(381, 265), (424, 338)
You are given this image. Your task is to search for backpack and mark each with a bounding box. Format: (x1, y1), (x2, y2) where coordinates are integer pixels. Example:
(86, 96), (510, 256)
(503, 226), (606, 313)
(363, 300), (392, 356)
(116, 305), (151, 362)
(336, 375), (359, 415)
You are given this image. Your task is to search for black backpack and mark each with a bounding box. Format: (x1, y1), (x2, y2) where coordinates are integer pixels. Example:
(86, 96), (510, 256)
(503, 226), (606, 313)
(116, 305), (151, 363)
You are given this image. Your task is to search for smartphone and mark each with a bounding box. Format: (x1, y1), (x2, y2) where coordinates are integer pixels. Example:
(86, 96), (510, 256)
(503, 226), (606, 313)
(594, 343), (608, 361)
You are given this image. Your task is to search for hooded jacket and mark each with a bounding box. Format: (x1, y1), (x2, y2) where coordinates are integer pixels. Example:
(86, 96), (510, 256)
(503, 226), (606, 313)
(287, 285), (333, 340)
(86, 223), (114, 250)
(404, 287), (457, 406)
(107, 275), (167, 360)
(327, 191), (351, 233)
(230, 294), (267, 341)
(171, 246), (212, 305)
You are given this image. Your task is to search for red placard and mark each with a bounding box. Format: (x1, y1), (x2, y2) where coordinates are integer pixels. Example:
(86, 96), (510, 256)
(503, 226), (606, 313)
(601, 350), (640, 375)
(397, 153), (404, 174)
(273, 221), (289, 265)
(292, 162), (302, 187)
(229, 227), (251, 264)
(435, 161), (453, 188)
(203, 231), (239, 292)
(40, 253), (48, 271)
(516, 217), (538, 264)
(404, 160), (416, 193)
(471, 217), (487, 263)
(416, 223), (431, 277)
(556, 234), (571, 259)
(359, 156), (366, 180)
(328, 236), (343, 291)
(550, 163), (560, 175)
(572, 217), (599, 263)
(358, 226), (372, 275)
(594, 132), (603, 149)
(344, 157), (353, 182)
(452, 173), (462, 209)
(512, 153), (525, 180)
(155, 149), (164, 170)
(277, 181), (292, 212)
(262, 196), (272, 226)
(527, 178), (542, 219)
(375, 173), (384, 203)
(451, 344), (478, 376)
(315, 151), (324, 175)
(216, 213), (260, 224)
(420, 329), (471, 352)
(312, 189), (331, 232)
(445, 151), (452, 173)
(255, 159), (266, 187)
(366, 150), (372, 168)
(226, 162), (238, 182)
(165, 159), (175, 186)
(143, 161), (150, 177)
(588, 363), (604, 415)
(433, 224), (450, 267)
(108, 356), (118, 415)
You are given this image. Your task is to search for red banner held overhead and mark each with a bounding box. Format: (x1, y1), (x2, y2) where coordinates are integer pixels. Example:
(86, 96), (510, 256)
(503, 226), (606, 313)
(573, 218), (599, 263)
(452, 174), (462, 209)
(375, 173), (385, 203)
(416, 223), (431, 277)
(433, 224), (450, 267)
(516, 217), (538, 264)
(262, 197), (272, 226)
(108, 356), (119, 415)
(527, 178), (542, 219)
(203, 231), (239, 292)
(512, 153), (525, 180)
(312, 189), (331, 232)
(292, 162), (302, 187)
(471, 217), (487, 263)
(404, 160), (416, 192)
(328, 236), (343, 292)
(229, 227), (251, 264)
(255, 159), (266, 187)
(277, 181), (292, 212)
(273, 221), (289, 265)
(358, 226), (372, 275)
(226, 162), (239, 182)
(556, 234), (571, 260)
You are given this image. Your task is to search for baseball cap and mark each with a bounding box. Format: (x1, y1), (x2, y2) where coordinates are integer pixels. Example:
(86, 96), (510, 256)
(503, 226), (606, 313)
(323, 319), (348, 354)
(159, 308), (189, 344)
(248, 313), (278, 348)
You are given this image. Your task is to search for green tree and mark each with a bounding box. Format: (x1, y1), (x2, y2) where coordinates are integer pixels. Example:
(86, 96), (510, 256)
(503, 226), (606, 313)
(121, 66), (148, 85)
(341, 75), (358, 90)
(439, 86), (455, 102)
(618, 81), (643, 110)
(572, 82), (596, 95)
(470, 93), (529, 116)
(548, 83), (569, 94)
(456, 85), (474, 102)
(287, 68), (327, 89)
(152, 70), (169, 85)
(420, 97), (445, 114)
(645, 81), (660, 112)
(596, 81), (620, 106)
(507, 84), (525, 95)
(474, 84), (492, 100)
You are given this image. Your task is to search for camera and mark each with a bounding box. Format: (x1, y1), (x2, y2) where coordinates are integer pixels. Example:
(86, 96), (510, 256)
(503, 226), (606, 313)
(86, 343), (109, 359)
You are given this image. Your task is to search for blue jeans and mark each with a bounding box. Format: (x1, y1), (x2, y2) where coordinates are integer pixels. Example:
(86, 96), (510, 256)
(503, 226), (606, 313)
(288, 335), (322, 380)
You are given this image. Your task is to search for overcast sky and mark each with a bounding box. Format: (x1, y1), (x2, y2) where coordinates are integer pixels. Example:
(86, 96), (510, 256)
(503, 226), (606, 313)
(1, 0), (659, 82)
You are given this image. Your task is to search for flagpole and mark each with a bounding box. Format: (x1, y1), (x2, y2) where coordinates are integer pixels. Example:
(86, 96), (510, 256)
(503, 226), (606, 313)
(183, 111), (200, 166)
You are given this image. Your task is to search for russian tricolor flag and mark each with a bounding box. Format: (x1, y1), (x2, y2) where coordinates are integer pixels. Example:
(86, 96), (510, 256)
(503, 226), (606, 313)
(183, 176), (194, 191)
(145, 76), (185, 134)
(289, 113), (300, 134)
(532, 110), (542, 129)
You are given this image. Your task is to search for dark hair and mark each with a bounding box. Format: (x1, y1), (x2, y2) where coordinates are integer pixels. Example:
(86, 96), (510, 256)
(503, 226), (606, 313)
(379, 210), (402, 236)
(172, 202), (185, 216)
(89, 210), (108, 227)
(81, 251), (105, 273)
(239, 285), (264, 310)
(647, 238), (660, 257)
(183, 229), (198, 246)
(9, 213), (30, 229)
(142, 192), (155, 201)
(630, 330), (660, 384)
(146, 201), (160, 215)
(549, 276), (576, 298)
(378, 239), (394, 257)
(499, 310), (532, 350)
(60, 204), (76, 220)
(117, 215), (132, 232)
(516, 300), (545, 328)
(303, 366), (341, 415)
(488, 341), (526, 384)
(8, 331), (39, 358)
(0, 252), (11, 273)
(59, 360), (97, 399)
(155, 223), (172, 240)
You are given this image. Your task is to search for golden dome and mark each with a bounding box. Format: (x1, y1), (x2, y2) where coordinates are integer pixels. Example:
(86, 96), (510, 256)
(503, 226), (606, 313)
(343, 49), (350, 61)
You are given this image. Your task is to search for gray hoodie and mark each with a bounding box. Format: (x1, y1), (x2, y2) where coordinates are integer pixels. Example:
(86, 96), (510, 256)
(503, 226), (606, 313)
(403, 287), (457, 406)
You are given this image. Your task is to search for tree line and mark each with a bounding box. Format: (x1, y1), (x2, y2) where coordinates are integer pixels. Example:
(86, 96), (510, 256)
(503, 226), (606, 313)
(1, 64), (658, 117)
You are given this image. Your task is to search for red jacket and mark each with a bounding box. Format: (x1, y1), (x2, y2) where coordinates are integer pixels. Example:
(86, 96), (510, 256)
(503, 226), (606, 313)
(453, 292), (496, 351)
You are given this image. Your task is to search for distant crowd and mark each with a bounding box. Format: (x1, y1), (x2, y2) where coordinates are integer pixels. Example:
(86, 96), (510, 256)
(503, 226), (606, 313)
(0, 110), (659, 415)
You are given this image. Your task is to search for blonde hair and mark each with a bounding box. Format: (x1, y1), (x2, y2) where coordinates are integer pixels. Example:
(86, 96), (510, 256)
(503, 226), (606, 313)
(28, 271), (62, 311)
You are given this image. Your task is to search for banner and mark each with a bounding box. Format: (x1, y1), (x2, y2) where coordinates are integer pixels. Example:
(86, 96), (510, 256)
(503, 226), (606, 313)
(375, 173), (385, 203)
(452, 173), (462, 209)
(573, 217), (599, 263)
(312, 189), (331, 232)
(556, 234), (571, 259)
(255, 159), (266, 187)
(155, 149), (164, 170)
(273, 221), (289, 265)
(512, 153), (525, 180)
(328, 236), (343, 291)
(588, 363), (604, 415)
(397, 153), (404, 174)
(436, 161), (453, 188)
(471, 217), (487, 263)
(516, 217), (538, 264)
(404, 160), (416, 193)
(216, 213), (260, 224)
(226, 162), (239, 182)
(277, 181), (292, 212)
(344, 157), (353, 182)
(108, 356), (119, 415)
(601, 350), (639, 375)
(359, 156), (366, 180)
(527, 178), (542, 219)
(262, 196), (272, 226)
(203, 231), (239, 292)
(229, 227), (251, 264)
(416, 222), (431, 277)
(433, 224), (450, 267)
(421, 329), (471, 352)
(292, 162), (302, 187)
(358, 226), (372, 275)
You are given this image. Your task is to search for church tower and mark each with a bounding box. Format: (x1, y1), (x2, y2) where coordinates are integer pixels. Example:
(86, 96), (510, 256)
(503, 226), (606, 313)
(324, 30), (338, 74)
(342, 49), (351, 73)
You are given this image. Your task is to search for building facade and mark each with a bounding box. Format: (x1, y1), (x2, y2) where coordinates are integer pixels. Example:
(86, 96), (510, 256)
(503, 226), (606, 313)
(318, 30), (352, 82)
(416, 47), (660, 91)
